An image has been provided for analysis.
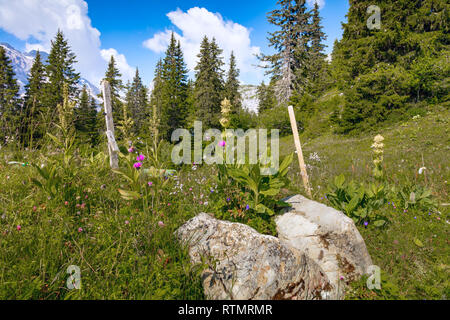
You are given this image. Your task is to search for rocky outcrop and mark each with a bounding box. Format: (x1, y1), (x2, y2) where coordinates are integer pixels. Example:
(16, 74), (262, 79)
(176, 213), (333, 300)
(276, 195), (373, 299)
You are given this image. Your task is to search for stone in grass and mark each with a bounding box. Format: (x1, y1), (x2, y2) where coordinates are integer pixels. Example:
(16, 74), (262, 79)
(276, 195), (373, 299)
(176, 212), (333, 300)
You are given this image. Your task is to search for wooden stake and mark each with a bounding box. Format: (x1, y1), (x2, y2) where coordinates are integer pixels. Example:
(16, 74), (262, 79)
(288, 105), (312, 198)
(101, 80), (119, 170)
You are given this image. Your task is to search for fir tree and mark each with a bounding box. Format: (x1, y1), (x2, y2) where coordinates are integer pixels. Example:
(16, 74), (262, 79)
(44, 30), (80, 111)
(160, 33), (189, 138)
(259, 0), (311, 103)
(103, 55), (124, 125)
(23, 50), (46, 147)
(75, 86), (98, 146)
(150, 59), (164, 121)
(126, 68), (149, 135)
(0, 46), (20, 143)
(307, 2), (328, 94)
(257, 80), (277, 114)
(194, 36), (225, 128)
(224, 51), (242, 118)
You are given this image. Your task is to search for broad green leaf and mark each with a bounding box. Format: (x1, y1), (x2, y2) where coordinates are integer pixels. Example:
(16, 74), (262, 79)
(118, 189), (141, 200)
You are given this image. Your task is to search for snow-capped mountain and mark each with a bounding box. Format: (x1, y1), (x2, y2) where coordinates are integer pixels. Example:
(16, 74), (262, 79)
(0, 42), (100, 99)
(240, 84), (259, 114)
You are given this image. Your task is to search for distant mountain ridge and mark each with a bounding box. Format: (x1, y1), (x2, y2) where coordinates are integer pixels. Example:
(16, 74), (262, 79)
(0, 42), (100, 99)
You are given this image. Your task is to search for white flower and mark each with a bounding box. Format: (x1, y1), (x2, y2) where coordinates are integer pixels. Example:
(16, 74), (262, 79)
(374, 135), (384, 143)
(418, 167), (426, 175)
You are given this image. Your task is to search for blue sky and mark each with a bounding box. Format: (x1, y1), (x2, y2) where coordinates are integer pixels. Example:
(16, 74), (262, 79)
(0, 0), (349, 86)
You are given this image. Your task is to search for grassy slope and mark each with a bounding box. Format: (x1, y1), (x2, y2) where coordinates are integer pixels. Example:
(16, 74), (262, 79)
(279, 108), (449, 299)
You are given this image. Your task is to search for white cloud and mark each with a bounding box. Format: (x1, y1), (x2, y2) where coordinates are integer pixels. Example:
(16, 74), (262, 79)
(143, 7), (264, 84)
(0, 0), (134, 86)
(306, 0), (325, 9)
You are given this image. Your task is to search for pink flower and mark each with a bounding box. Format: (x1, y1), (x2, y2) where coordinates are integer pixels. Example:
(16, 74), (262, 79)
(64, 201), (69, 206)
(125, 220), (129, 225)
(16, 225), (21, 231)
(158, 221), (166, 227)
(78, 227), (83, 233)
(133, 162), (142, 169)
(136, 154), (145, 162)
(167, 203), (171, 206)
(148, 182), (153, 187)
(219, 140), (226, 147)
(128, 147), (135, 153)
(80, 203), (86, 209)
(32, 206), (37, 212)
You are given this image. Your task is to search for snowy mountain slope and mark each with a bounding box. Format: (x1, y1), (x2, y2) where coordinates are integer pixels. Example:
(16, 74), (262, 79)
(0, 42), (100, 99)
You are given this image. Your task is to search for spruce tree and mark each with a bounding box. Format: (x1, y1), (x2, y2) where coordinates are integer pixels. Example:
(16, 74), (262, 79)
(23, 50), (46, 147)
(0, 46), (20, 144)
(103, 55), (123, 126)
(194, 36), (225, 128)
(307, 2), (328, 94)
(150, 59), (164, 120)
(126, 68), (149, 135)
(257, 80), (277, 114)
(331, 0), (449, 133)
(259, 0), (310, 103)
(160, 34), (189, 138)
(224, 51), (242, 119)
(44, 30), (80, 111)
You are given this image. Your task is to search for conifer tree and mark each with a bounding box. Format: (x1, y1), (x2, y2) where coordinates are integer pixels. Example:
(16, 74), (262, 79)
(160, 33), (189, 138)
(194, 36), (225, 128)
(259, 0), (310, 103)
(0, 46), (20, 144)
(307, 2), (328, 94)
(103, 55), (123, 125)
(126, 68), (149, 135)
(44, 30), (80, 111)
(150, 59), (164, 121)
(257, 80), (277, 114)
(224, 51), (242, 118)
(23, 50), (46, 147)
(75, 86), (98, 146)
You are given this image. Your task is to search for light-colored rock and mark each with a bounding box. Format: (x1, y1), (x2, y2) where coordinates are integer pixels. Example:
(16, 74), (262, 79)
(176, 213), (333, 300)
(276, 195), (373, 299)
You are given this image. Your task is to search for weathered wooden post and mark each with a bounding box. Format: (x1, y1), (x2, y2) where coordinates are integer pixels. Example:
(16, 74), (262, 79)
(288, 105), (312, 198)
(101, 80), (119, 170)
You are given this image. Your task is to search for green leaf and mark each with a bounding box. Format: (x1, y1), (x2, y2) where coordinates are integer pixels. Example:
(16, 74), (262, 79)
(414, 238), (424, 248)
(374, 220), (386, 227)
(261, 188), (280, 197)
(279, 153), (293, 176)
(118, 189), (141, 201)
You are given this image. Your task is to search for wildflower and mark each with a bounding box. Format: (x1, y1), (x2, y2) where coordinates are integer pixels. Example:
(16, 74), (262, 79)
(78, 227), (83, 233)
(81, 203), (86, 209)
(418, 167), (426, 175)
(158, 221), (166, 227)
(33, 206), (37, 212)
(128, 147), (135, 153)
(125, 220), (129, 225)
(414, 217), (417, 220)
(136, 154), (145, 162)
(219, 141), (226, 147)
(204, 201), (209, 206)
(167, 203), (171, 206)
(189, 188), (193, 191)
(64, 201), (69, 206)
(364, 221), (369, 227)
(226, 198), (231, 202)
(339, 276), (344, 281)
(85, 195), (88, 199)
(133, 162), (142, 169)
(148, 182), (153, 187)
(16, 225), (21, 231)
(245, 204), (250, 210)
(100, 184), (106, 190)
